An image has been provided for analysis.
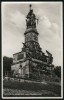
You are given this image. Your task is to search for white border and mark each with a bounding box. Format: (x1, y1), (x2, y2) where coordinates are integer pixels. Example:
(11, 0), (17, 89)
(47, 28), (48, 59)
(61, 1), (63, 98)
(1, 1), (63, 99)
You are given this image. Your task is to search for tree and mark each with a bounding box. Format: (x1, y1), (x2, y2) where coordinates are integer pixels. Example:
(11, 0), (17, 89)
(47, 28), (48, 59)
(3, 56), (13, 76)
(54, 66), (61, 78)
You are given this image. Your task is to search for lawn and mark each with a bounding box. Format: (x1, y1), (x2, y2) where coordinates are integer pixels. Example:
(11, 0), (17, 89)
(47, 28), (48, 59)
(3, 79), (61, 97)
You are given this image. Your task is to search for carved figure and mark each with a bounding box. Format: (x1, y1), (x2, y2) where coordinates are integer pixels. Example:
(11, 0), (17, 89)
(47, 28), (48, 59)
(26, 5), (37, 28)
(46, 50), (53, 64)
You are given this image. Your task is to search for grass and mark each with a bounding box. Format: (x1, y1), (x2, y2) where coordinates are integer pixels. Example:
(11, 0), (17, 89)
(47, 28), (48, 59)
(3, 80), (61, 97)
(3, 88), (58, 97)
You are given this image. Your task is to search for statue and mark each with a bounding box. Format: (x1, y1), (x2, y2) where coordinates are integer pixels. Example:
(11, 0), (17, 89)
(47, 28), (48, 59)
(26, 4), (37, 29)
(46, 50), (53, 64)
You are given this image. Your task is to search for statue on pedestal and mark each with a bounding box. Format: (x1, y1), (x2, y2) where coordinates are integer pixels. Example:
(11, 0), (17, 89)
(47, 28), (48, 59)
(26, 4), (37, 29)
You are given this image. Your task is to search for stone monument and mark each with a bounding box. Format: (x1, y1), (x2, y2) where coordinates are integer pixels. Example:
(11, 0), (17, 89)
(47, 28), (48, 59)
(11, 4), (54, 80)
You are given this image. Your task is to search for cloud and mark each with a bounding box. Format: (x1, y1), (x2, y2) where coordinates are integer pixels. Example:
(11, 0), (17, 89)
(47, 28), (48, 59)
(37, 13), (60, 39)
(50, 22), (59, 33)
(35, 10), (61, 66)
(40, 16), (51, 28)
(37, 15), (59, 31)
(10, 11), (26, 30)
(2, 11), (26, 57)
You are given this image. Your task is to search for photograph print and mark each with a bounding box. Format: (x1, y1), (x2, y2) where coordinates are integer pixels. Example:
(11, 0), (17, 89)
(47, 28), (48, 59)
(1, 1), (63, 99)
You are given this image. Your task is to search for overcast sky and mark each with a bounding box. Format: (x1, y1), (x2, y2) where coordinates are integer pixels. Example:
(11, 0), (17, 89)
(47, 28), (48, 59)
(2, 2), (63, 66)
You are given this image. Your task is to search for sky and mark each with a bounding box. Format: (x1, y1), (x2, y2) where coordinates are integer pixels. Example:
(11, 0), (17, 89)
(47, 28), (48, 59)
(2, 2), (63, 66)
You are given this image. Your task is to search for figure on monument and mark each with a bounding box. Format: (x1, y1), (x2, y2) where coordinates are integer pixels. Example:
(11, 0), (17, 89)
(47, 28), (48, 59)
(26, 4), (37, 28)
(46, 50), (53, 64)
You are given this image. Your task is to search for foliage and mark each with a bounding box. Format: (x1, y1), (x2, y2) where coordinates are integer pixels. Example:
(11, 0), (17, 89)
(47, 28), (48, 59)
(3, 56), (13, 76)
(54, 66), (61, 78)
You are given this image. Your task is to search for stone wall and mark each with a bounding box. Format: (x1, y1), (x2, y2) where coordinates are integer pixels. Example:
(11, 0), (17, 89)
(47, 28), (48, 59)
(11, 60), (29, 78)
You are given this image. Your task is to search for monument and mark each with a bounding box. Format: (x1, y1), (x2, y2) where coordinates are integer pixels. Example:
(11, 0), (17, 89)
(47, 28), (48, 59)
(11, 4), (54, 80)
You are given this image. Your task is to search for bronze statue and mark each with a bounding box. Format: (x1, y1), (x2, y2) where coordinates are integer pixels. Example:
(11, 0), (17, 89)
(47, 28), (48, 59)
(26, 4), (37, 29)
